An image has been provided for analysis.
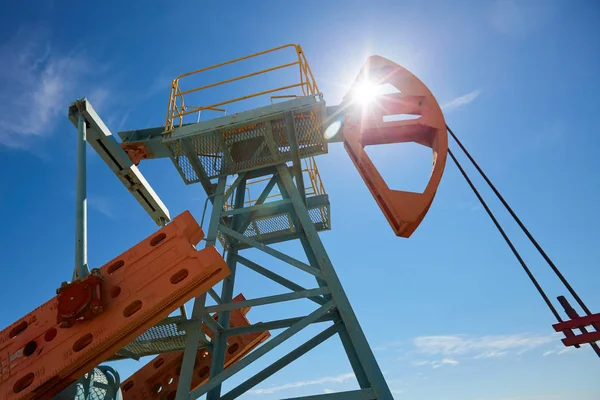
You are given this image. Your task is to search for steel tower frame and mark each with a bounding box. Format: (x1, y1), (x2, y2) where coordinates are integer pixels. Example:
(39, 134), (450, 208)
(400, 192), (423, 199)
(62, 44), (405, 399)
(173, 149), (393, 400)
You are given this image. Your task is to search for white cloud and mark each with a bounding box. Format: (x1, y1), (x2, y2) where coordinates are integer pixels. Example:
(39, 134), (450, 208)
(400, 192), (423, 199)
(249, 373), (354, 395)
(323, 388), (335, 394)
(441, 89), (481, 112)
(88, 194), (116, 219)
(413, 333), (554, 359)
(543, 346), (574, 357)
(0, 27), (109, 149)
(412, 358), (459, 369)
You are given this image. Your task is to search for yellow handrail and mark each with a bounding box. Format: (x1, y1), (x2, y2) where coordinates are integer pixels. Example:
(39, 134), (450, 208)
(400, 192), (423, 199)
(165, 44), (320, 132)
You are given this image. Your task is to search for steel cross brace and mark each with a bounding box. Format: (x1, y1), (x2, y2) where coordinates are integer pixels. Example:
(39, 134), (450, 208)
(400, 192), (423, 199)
(178, 165), (391, 398)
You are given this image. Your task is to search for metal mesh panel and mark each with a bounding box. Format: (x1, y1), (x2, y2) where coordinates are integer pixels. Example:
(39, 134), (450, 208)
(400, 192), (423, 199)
(119, 319), (187, 357)
(192, 131), (223, 178)
(218, 201), (330, 250)
(167, 141), (199, 184)
(69, 367), (119, 400)
(251, 214), (294, 237)
(220, 123), (279, 175)
(166, 100), (327, 183)
(295, 110), (326, 157)
(309, 205), (330, 230)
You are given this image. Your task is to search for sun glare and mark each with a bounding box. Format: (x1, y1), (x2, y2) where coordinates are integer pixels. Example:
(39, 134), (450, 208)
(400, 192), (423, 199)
(352, 81), (378, 105)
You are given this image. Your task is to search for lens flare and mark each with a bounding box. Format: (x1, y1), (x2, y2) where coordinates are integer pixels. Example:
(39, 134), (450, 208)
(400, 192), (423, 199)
(324, 120), (342, 140)
(352, 81), (377, 105)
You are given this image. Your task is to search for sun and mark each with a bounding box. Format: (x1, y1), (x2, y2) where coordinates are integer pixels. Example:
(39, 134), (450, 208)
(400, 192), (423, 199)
(352, 81), (378, 105)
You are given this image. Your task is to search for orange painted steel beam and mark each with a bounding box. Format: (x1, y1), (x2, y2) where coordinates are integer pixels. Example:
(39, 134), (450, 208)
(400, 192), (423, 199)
(0, 211), (230, 400)
(121, 294), (270, 400)
(343, 55), (448, 238)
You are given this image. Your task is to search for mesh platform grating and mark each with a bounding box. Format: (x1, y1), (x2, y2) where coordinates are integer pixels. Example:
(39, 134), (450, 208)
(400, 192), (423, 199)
(218, 199), (330, 250)
(75, 369), (109, 400)
(110, 316), (191, 360)
(166, 101), (327, 184)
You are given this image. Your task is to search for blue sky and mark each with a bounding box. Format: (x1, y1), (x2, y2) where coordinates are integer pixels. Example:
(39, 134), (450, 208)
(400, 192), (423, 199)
(1, 1), (600, 399)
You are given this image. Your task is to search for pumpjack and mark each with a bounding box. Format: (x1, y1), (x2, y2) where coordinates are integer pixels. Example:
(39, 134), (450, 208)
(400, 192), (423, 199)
(1, 44), (598, 400)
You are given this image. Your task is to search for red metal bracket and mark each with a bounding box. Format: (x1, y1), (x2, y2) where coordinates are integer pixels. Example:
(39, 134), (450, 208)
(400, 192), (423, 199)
(0, 211), (230, 400)
(553, 313), (600, 347)
(343, 55), (448, 238)
(56, 269), (105, 328)
(121, 294), (270, 400)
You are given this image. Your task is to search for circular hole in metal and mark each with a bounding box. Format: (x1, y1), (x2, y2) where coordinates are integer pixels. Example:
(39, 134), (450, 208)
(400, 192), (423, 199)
(13, 372), (34, 394)
(198, 366), (209, 378)
(23, 341), (37, 357)
(107, 260), (124, 275)
(227, 343), (240, 354)
(9, 321), (28, 339)
(110, 286), (121, 299)
(170, 269), (189, 285)
(123, 300), (142, 318)
(150, 233), (167, 246)
(73, 333), (93, 352)
(122, 381), (134, 392)
(153, 358), (164, 369)
(44, 328), (57, 342)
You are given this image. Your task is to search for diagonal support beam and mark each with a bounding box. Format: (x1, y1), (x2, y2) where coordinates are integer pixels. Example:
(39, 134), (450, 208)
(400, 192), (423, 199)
(218, 225), (323, 279)
(208, 288), (222, 304)
(238, 171), (278, 233)
(223, 172), (247, 205)
(222, 198), (292, 217)
(181, 138), (216, 197)
(281, 389), (376, 400)
(277, 165), (394, 400)
(284, 111), (307, 204)
(190, 300), (335, 399)
(225, 313), (338, 336)
(221, 324), (339, 400)
(236, 255), (328, 305)
(204, 288), (330, 313)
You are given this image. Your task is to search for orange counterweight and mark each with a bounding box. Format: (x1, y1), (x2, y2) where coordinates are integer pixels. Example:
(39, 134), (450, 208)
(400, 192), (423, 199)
(121, 294), (270, 400)
(343, 55), (448, 238)
(0, 211), (230, 400)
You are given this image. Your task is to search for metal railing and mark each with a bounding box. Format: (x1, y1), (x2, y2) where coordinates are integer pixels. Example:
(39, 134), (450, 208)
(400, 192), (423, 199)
(165, 44), (320, 132)
(224, 157), (326, 211)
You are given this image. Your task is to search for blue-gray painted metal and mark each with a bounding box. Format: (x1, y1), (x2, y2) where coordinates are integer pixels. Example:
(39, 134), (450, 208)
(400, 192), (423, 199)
(73, 113), (89, 281)
(221, 324), (339, 400)
(204, 288), (330, 313)
(235, 255), (328, 305)
(284, 111), (307, 204)
(208, 288), (222, 304)
(238, 173), (278, 231)
(176, 177), (228, 400)
(223, 173), (247, 205)
(181, 138), (216, 196)
(68, 99), (170, 226)
(191, 300), (334, 399)
(218, 225), (323, 278)
(206, 178), (247, 400)
(224, 313), (337, 337)
(202, 313), (224, 333)
(296, 233), (370, 388)
(222, 198), (292, 217)
(276, 165), (393, 400)
(169, 95), (321, 142)
(281, 389), (376, 400)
